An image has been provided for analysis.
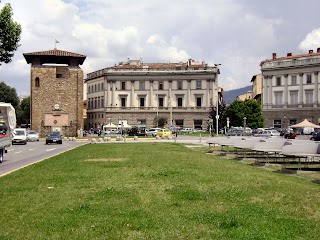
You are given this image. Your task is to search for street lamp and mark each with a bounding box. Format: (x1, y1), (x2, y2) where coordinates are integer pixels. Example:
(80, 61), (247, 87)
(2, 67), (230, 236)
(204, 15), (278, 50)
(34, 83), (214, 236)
(243, 117), (247, 135)
(215, 64), (221, 136)
(168, 99), (173, 130)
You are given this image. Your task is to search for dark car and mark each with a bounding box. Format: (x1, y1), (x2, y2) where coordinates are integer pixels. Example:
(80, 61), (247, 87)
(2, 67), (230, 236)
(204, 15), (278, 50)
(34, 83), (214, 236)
(310, 132), (320, 141)
(46, 132), (63, 144)
(128, 127), (147, 136)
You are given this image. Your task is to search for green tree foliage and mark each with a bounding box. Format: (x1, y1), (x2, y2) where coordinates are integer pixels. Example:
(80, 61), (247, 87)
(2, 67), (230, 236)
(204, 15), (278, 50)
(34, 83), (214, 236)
(17, 96), (30, 126)
(222, 99), (264, 129)
(156, 115), (167, 128)
(0, 3), (22, 65)
(0, 81), (19, 108)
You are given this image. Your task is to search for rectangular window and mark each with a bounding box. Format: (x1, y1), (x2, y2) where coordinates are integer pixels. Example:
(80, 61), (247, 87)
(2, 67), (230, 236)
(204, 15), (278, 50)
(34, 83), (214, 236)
(196, 80), (202, 89)
(121, 81), (126, 90)
(196, 97), (201, 107)
(159, 97), (164, 108)
(274, 119), (282, 129)
(306, 74), (312, 84)
(175, 119), (184, 128)
(101, 97), (104, 108)
(159, 82), (163, 90)
(140, 97), (145, 108)
(289, 91), (298, 105)
(274, 92), (283, 105)
(177, 97), (183, 107)
(139, 81), (145, 90)
(97, 97), (100, 108)
(291, 75), (297, 85)
(121, 97), (126, 108)
(177, 81), (183, 90)
(305, 90), (313, 104)
(276, 77), (281, 86)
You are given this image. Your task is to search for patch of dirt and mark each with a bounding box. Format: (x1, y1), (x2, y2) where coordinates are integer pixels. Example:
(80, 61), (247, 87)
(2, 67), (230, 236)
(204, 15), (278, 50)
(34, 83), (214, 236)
(84, 158), (128, 162)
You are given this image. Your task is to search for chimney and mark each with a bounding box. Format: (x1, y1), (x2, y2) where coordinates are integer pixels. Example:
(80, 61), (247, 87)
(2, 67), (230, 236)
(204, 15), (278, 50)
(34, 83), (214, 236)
(317, 48), (320, 53)
(287, 53), (292, 57)
(272, 53), (277, 60)
(309, 50), (313, 54)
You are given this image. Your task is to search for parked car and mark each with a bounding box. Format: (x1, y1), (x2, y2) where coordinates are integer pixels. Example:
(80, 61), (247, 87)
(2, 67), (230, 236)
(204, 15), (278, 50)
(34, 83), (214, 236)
(156, 129), (173, 137)
(45, 132), (62, 144)
(128, 127), (147, 136)
(310, 132), (320, 141)
(12, 128), (28, 145)
(257, 130), (280, 137)
(27, 130), (40, 141)
(180, 128), (193, 134)
(146, 128), (162, 136)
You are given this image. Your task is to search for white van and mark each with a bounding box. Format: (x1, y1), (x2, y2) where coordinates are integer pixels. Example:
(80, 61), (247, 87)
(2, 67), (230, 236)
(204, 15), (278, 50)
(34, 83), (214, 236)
(12, 128), (28, 145)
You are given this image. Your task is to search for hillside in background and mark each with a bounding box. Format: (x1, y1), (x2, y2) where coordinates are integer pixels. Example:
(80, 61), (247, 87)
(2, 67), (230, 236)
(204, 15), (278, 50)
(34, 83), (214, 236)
(223, 85), (252, 104)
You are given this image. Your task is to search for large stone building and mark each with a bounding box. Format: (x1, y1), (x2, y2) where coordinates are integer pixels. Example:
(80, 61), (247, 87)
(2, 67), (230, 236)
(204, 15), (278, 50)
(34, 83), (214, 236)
(85, 59), (220, 130)
(260, 48), (320, 128)
(23, 49), (86, 137)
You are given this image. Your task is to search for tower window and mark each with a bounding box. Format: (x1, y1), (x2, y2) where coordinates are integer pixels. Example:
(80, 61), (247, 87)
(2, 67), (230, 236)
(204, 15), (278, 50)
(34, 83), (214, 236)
(35, 77), (40, 87)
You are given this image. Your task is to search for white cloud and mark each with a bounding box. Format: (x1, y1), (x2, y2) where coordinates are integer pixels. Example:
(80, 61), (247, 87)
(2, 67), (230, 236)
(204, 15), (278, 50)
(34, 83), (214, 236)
(1, 0), (320, 95)
(299, 28), (320, 51)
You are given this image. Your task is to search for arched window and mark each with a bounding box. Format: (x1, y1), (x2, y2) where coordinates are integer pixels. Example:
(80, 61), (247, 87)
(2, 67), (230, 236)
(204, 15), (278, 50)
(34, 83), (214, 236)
(35, 77), (40, 87)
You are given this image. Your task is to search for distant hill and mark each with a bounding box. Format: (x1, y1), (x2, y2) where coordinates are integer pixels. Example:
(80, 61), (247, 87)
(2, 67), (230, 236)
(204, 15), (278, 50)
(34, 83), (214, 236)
(223, 86), (252, 104)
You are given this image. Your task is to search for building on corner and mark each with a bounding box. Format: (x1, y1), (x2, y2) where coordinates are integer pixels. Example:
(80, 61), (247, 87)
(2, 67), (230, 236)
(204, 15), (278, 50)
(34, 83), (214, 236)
(85, 59), (221, 131)
(260, 48), (320, 128)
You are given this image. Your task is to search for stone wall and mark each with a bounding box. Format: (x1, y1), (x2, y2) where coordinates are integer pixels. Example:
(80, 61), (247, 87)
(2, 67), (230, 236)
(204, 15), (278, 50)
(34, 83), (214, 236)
(31, 66), (83, 137)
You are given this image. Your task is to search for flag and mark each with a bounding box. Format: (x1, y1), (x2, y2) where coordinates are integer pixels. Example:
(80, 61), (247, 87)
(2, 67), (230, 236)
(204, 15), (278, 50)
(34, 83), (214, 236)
(55, 39), (60, 43)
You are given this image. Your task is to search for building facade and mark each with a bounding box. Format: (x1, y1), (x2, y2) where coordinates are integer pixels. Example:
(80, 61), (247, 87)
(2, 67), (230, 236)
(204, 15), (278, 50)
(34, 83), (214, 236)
(260, 49), (320, 128)
(23, 49), (86, 137)
(85, 59), (220, 130)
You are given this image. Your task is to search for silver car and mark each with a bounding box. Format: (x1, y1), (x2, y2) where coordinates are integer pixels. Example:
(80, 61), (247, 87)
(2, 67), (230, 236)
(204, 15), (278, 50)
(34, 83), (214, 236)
(27, 130), (40, 141)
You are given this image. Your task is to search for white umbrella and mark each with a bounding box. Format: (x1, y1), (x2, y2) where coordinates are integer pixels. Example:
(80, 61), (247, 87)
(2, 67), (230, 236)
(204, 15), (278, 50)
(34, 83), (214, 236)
(290, 119), (320, 128)
(104, 123), (117, 128)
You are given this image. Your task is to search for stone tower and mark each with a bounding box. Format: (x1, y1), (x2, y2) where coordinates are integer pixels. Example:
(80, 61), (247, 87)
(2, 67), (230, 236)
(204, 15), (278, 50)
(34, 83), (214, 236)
(23, 49), (86, 137)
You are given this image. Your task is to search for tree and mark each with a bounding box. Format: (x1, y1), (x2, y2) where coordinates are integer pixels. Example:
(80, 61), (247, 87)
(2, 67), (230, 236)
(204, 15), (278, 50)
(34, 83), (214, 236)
(0, 3), (22, 65)
(156, 115), (167, 128)
(209, 99), (226, 133)
(17, 96), (30, 127)
(222, 99), (264, 129)
(0, 81), (19, 108)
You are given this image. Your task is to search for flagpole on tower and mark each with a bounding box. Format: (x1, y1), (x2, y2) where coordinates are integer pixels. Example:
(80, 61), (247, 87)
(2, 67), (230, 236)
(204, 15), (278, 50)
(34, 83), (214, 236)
(54, 39), (60, 49)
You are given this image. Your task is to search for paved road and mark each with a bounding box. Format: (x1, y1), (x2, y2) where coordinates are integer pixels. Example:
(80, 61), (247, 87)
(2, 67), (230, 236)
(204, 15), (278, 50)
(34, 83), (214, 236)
(0, 140), (86, 177)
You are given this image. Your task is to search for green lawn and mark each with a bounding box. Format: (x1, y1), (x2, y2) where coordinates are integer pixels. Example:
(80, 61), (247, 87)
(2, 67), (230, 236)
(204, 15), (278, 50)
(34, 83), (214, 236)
(1, 143), (320, 239)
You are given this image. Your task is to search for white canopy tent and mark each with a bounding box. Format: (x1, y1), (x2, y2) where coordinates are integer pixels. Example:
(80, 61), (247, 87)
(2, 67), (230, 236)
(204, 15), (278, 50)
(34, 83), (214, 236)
(103, 123), (117, 129)
(290, 119), (320, 129)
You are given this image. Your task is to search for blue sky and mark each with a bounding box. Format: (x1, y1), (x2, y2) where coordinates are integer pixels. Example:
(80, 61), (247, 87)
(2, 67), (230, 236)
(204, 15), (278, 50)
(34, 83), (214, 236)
(1, 0), (320, 95)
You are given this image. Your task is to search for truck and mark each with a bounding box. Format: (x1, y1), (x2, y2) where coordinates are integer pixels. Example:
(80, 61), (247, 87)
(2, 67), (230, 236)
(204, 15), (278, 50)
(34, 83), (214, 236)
(0, 103), (17, 163)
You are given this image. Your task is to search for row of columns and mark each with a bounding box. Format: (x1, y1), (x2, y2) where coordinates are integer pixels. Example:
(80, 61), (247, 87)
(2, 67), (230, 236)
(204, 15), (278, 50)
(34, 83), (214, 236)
(263, 71), (319, 108)
(103, 79), (217, 108)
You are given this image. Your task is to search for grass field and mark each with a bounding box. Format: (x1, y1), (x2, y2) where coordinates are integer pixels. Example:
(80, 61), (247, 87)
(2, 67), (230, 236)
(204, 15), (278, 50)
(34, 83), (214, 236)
(1, 142), (320, 239)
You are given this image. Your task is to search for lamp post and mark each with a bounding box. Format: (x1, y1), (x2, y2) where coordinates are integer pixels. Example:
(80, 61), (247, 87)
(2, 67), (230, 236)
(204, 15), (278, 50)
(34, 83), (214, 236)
(243, 117), (247, 135)
(215, 64), (221, 136)
(168, 99), (173, 130)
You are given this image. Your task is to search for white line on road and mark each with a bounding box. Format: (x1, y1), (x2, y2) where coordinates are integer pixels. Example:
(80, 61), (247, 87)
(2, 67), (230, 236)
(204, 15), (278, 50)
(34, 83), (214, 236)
(29, 148), (35, 151)
(14, 151), (22, 154)
(7, 149), (14, 152)
(46, 148), (56, 152)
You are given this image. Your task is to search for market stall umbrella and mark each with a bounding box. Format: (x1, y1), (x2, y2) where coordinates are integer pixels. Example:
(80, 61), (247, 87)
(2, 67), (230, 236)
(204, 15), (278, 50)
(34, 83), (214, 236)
(104, 123), (117, 128)
(290, 119), (320, 128)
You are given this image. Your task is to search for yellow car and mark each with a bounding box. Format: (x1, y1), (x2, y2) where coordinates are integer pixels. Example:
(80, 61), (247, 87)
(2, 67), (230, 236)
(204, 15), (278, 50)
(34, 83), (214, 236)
(156, 129), (173, 137)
